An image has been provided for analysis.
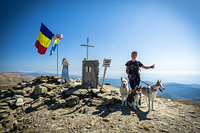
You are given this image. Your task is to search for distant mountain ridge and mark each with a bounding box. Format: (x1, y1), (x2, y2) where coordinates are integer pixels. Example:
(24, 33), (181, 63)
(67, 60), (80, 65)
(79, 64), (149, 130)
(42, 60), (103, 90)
(6, 71), (82, 79)
(7, 71), (57, 77)
(2, 71), (200, 105)
(157, 83), (200, 102)
(0, 71), (81, 86)
(158, 92), (184, 100)
(99, 78), (200, 103)
(179, 99), (200, 106)
(0, 72), (36, 85)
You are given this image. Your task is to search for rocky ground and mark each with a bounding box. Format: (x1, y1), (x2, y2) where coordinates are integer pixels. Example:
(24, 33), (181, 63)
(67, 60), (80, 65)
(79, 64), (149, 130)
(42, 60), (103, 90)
(0, 75), (200, 133)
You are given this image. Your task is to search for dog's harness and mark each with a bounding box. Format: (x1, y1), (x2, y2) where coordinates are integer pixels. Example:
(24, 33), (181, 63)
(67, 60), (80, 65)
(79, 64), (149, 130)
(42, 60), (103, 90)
(129, 74), (157, 91)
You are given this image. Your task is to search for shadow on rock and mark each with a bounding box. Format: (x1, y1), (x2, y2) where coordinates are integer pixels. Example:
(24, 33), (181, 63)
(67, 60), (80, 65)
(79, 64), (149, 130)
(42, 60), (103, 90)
(25, 107), (33, 114)
(136, 109), (151, 121)
(92, 101), (131, 118)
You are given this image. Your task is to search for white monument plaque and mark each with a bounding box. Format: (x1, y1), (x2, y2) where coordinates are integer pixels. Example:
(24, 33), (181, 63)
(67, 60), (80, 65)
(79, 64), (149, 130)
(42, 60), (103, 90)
(61, 58), (69, 84)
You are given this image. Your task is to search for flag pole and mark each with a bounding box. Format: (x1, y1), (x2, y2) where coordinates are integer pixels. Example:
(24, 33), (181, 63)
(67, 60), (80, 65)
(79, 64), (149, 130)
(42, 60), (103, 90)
(52, 34), (63, 76)
(57, 41), (59, 76)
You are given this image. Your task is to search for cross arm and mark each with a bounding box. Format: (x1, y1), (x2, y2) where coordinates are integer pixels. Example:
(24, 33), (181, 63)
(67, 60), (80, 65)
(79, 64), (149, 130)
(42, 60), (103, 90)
(80, 44), (94, 47)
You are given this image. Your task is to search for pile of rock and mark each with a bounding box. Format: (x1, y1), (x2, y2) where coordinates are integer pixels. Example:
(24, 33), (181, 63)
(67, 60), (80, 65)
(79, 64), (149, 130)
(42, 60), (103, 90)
(0, 75), (120, 132)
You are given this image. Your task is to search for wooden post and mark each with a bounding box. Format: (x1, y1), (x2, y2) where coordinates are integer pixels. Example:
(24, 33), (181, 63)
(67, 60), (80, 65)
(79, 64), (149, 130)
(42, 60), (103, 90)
(100, 58), (111, 92)
(100, 67), (107, 92)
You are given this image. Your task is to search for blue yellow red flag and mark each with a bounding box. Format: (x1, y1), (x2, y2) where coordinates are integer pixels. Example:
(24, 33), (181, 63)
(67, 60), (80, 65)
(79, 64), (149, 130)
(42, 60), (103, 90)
(49, 38), (58, 56)
(35, 23), (53, 55)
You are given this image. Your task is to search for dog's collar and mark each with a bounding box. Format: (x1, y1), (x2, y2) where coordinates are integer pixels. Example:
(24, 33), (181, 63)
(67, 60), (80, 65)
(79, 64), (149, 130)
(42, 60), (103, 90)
(150, 86), (157, 91)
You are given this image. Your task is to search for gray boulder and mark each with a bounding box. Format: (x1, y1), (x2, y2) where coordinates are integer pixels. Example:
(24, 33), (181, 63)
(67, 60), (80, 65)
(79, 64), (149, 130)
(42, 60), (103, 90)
(53, 76), (61, 82)
(51, 94), (62, 102)
(40, 79), (48, 83)
(23, 97), (34, 104)
(64, 88), (76, 95)
(34, 85), (47, 95)
(15, 98), (24, 106)
(31, 97), (51, 109)
(12, 95), (24, 99)
(73, 89), (88, 96)
(65, 95), (79, 106)
(0, 102), (9, 106)
(100, 96), (116, 105)
(58, 99), (67, 107)
(7, 99), (16, 106)
(15, 90), (27, 96)
(22, 87), (33, 94)
(48, 99), (67, 110)
(0, 109), (9, 114)
(64, 88), (88, 96)
(91, 99), (102, 106)
(31, 98), (44, 109)
(48, 102), (60, 110)
(69, 78), (75, 83)
(89, 89), (100, 95)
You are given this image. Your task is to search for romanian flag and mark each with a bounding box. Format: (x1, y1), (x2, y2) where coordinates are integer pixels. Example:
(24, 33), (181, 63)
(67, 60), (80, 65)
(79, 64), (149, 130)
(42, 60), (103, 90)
(35, 23), (53, 55)
(49, 38), (58, 56)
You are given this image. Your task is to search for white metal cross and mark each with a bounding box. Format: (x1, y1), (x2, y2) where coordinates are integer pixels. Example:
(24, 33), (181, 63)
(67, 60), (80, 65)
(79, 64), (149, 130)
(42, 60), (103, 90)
(80, 37), (94, 60)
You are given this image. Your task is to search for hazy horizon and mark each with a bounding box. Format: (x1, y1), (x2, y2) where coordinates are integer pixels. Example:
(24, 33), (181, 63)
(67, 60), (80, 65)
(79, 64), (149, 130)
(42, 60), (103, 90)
(2, 70), (199, 85)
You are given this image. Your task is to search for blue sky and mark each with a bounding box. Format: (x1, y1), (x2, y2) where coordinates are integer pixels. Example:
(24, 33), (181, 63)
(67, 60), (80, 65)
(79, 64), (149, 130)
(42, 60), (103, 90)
(0, 0), (200, 83)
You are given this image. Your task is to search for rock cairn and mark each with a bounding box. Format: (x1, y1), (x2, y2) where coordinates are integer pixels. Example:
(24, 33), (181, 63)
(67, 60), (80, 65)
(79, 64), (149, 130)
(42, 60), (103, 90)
(0, 75), (200, 133)
(0, 75), (120, 132)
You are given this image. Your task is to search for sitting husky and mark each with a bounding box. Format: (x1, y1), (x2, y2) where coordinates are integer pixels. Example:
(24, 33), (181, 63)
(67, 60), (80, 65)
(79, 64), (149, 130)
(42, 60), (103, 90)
(127, 85), (142, 110)
(140, 80), (165, 112)
(120, 77), (129, 106)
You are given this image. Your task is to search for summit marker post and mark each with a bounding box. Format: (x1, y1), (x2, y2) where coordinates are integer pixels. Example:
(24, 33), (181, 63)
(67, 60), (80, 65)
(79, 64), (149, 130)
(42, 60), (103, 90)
(80, 37), (94, 60)
(100, 58), (111, 92)
(60, 58), (69, 84)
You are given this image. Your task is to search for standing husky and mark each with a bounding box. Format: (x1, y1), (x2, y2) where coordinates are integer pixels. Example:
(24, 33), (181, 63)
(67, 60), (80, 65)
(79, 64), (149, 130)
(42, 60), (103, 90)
(127, 85), (142, 110)
(141, 80), (165, 112)
(120, 77), (129, 106)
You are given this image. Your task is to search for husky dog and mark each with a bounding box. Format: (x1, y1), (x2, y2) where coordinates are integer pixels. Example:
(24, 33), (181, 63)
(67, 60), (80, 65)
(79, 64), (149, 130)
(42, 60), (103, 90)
(120, 77), (130, 106)
(140, 80), (165, 112)
(127, 85), (142, 110)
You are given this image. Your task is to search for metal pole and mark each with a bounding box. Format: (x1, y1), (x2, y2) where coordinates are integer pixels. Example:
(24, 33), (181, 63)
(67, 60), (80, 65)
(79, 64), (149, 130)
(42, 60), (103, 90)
(57, 42), (59, 76)
(100, 67), (107, 92)
(87, 38), (89, 60)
